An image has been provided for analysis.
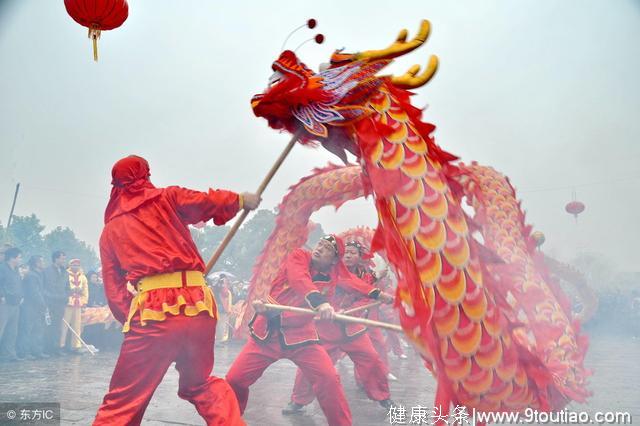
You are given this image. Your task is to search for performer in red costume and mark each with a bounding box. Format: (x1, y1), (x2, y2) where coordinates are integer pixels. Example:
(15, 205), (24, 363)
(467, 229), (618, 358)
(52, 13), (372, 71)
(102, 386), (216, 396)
(283, 239), (395, 415)
(344, 241), (396, 380)
(226, 235), (379, 426)
(343, 241), (391, 377)
(94, 155), (260, 426)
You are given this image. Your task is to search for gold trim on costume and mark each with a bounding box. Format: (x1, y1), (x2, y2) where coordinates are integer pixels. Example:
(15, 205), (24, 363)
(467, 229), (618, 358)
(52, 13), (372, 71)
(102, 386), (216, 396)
(137, 270), (206, 292)
(123, 270), (217, 333)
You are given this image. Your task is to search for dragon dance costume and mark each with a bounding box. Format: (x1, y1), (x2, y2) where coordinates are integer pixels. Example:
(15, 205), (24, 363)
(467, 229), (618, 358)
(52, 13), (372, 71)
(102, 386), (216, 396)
(226, 238), (382, 426)
(289, 254), (392, 409)
(247, 17), (589, 419)
(94, 155), (244, 426)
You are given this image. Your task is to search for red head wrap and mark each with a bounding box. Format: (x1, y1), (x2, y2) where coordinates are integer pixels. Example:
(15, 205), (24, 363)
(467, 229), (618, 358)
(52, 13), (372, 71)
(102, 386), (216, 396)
(104, 155), (162, 223)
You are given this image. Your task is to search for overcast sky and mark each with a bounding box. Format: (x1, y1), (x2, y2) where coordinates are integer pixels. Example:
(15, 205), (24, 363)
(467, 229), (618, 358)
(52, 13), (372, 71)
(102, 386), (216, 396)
(0, 0), (638, 271)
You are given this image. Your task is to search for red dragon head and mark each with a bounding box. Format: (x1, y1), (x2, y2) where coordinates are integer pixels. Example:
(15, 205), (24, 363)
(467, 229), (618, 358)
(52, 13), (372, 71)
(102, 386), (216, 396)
(251, 50), (330, 134)
(251, 20), (439, 163)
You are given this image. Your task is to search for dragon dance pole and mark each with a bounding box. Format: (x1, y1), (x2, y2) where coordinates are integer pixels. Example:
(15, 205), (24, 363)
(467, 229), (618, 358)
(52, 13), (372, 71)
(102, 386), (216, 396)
(341, 301), (381, 315)
(62, 318), (96, 356)
(204, 132), (301, 275)
(262, 303), (403, 332)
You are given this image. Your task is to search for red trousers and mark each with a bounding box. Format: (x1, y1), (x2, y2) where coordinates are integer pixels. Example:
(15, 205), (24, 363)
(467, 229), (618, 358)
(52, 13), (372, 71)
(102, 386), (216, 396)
(94, 313), (244, 426)
(368, 328), (389, 368)
(386, 329), (405, 356)
(226, 331), (352, 426)
(354, 327), (389, 386)
(292, 333), (390, 405)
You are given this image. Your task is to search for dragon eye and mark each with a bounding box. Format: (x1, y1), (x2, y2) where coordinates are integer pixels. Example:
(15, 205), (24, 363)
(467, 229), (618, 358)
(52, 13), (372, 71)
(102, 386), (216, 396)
(268, 70), (284, 87)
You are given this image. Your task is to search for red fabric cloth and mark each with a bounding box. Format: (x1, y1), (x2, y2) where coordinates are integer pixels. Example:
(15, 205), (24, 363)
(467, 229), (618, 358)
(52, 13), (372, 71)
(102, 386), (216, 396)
(96, 156), (243, 425)
(332, 266), (376, 310)
(249, 247), (377, 346)
(386, 328), (405, 357)
(291, 333), (390, 405)
(226, 329), (352, 426)
(94, 313), (244, 426)
(367, 327), (389, 368)
(100, 174), (240, 324)
(104, 156), (162, 224)
(249, 248), (335, 347)
(318, 267), (379, 342)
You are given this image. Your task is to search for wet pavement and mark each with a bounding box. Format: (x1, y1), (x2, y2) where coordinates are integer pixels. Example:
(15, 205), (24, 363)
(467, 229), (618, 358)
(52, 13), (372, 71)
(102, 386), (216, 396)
(0, 334), (638, 425)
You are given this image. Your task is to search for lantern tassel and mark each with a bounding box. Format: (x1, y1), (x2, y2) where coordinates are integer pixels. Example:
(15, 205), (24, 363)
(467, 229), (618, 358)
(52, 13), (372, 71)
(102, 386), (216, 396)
(88, 27), (101, 62)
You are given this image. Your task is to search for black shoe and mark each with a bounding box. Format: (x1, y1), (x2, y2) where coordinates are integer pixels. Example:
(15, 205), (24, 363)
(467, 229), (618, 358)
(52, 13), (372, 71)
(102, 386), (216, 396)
(282, 402), (305, 415)
(379, 399), (395, 410)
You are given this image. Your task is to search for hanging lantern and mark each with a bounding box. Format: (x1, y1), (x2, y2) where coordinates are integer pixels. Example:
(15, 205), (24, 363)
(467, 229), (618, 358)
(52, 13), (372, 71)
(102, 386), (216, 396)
(565, 200), (585, 221)
(64, 0), (129, 61)
(531, 231), (545, 248)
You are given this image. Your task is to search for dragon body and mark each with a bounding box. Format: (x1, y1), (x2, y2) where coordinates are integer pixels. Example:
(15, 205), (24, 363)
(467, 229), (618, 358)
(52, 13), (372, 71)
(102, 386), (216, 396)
(249, 20), (589, 416)
(240, 164), (365, 334)
(457, 164), (590, 405)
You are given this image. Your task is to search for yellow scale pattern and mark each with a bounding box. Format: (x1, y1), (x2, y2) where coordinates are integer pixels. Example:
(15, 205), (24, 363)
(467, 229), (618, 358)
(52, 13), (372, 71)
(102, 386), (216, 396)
(461, 164), (589, 401)
(363, 88), (538, 411)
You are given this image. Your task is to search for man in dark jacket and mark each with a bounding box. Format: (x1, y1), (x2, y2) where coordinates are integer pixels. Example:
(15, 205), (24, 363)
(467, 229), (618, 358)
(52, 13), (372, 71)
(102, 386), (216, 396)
(0, 247), (24, 361)
(87, 270), (107, 307)
(42, 250), (68, 356)
(17, 255), (49, 359)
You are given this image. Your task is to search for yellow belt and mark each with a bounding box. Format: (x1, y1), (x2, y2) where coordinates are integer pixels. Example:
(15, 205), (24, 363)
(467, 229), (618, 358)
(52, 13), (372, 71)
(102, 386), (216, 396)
(123, 270), (215, 332)
(137, 270), (206, 292)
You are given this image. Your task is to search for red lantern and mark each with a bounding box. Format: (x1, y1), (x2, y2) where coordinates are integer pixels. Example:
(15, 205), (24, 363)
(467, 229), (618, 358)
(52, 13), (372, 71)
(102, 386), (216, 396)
(64, 0), (129, 61)
(565, 200), (585, 220)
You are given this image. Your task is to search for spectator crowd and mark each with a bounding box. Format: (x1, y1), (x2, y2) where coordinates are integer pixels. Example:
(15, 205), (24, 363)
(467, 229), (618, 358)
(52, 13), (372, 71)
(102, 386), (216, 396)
(0, 243), (106, 362)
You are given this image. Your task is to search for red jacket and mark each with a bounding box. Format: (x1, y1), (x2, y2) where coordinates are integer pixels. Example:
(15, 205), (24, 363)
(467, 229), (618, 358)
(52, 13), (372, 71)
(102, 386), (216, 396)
(100, 186), (240, 324)
(319, 267), (380, 342)
(249, 249), (333, 348)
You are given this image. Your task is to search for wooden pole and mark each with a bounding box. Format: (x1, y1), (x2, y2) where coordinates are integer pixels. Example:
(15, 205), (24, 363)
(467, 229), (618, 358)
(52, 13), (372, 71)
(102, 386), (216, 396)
(6, 183), (20, 230)
(204, 133), (300, 275)
(262, 303), (402, 332)
(341, 301), (381, 315)
(62, 318), (96, 355)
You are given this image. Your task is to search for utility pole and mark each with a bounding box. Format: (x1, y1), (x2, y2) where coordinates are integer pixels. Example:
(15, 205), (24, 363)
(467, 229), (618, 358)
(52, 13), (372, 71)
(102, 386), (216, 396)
(6, 183), (20, 230)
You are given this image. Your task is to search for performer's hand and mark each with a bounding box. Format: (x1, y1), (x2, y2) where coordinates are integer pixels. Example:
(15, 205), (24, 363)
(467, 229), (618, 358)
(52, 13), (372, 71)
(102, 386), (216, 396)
(252, 299), (267, 313)
(241, 192), (262, 211)
(317, 303), (335, 320)
(379, 293), (394, 304)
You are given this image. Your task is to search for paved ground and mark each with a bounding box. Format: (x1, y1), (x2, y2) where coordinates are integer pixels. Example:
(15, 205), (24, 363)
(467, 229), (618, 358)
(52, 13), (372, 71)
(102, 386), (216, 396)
(0, 333), (638, 425)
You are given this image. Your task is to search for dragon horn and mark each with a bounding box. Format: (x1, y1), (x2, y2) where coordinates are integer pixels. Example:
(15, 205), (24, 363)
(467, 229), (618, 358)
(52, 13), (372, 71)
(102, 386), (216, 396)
(355, 20), (431, 61)
(391, 55), (439, 89)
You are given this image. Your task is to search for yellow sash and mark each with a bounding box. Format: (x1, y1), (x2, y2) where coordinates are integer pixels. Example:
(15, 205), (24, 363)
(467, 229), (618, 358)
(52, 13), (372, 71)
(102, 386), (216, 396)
(123, 270), (217, 332)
